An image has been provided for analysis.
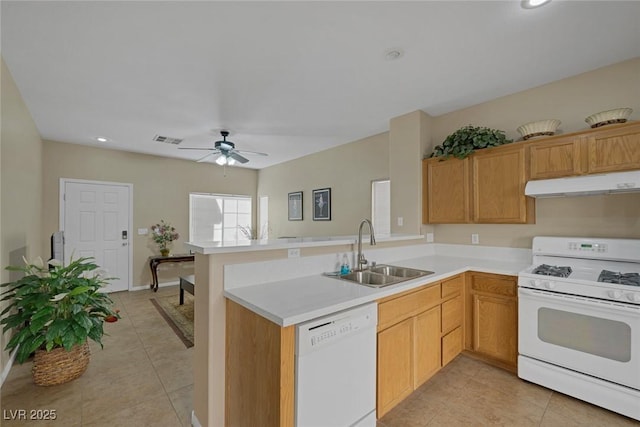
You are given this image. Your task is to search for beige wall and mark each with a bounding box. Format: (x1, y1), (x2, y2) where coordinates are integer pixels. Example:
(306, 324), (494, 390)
(0, 58), (43, 377)
(430, 57), (640, 247)
(389, 110), (432, 234)
(42, 141), (258, 287)
(257, 132), (389, 238)
(257, 58), (640, 248)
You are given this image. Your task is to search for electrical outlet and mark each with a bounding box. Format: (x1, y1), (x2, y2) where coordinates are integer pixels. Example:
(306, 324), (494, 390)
(471, 234), (479, 245)
(288, 248), (301, 258)
(397, 217), (403, 227)
(426, 233), (434, 243)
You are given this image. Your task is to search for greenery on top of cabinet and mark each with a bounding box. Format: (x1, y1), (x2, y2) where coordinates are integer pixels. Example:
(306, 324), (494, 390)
(430, 125), (512, 159)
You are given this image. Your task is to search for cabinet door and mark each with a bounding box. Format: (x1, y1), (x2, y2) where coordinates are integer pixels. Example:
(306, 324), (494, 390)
(529, 138), (582, 179)
(414, 306), (441, 388)
(586, 126), (640, 173)
(377, 318), (414, 418)
(472, 294), (517, 366)
(423, 158), (470, 223)
(472, 145), (533, 224)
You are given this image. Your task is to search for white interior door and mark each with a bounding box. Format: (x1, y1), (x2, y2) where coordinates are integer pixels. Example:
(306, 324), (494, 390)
(61, 179), (131, 293)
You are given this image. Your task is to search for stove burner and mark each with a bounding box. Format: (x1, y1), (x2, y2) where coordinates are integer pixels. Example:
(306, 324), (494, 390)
(598, 270), (640, 287)
(532, 264), (573, 278)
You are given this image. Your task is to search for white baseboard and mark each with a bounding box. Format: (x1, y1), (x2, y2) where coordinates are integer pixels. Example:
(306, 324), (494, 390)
(0, 347), (19, 388)
(130, 280), (180, 292)
(191, 410), (202, 427)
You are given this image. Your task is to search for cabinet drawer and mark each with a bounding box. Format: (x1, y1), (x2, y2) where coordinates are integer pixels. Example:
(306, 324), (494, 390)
(442, 326), (462, 366)
(441, 275), (463, 299)
(441, 295), (462, 334)
(378, 285), (440, 330)
(471, 274), (516, 297)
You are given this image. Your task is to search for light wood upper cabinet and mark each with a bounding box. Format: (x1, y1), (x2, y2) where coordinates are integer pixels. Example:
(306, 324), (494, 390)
(529, 137), (583, 179)
(422, 144), (534, 225)
(586, 124), (640, 173)
(423, 158), (470, 223)
(527, 121), (640, 180)
(472, 145), (534, 224)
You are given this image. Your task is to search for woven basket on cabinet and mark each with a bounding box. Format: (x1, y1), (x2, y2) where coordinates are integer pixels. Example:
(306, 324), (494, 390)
(32, 341), (91, 386)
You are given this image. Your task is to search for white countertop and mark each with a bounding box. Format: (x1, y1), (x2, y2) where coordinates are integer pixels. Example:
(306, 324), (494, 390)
(224, 254), (529, 327)
(185, 234), (424, 254)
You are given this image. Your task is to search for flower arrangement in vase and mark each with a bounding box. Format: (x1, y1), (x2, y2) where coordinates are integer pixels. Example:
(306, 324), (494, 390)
(151, 220), (180, 256)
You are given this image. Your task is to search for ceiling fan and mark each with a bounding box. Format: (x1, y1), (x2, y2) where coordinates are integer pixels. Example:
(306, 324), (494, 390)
(179, 130), (268, 166)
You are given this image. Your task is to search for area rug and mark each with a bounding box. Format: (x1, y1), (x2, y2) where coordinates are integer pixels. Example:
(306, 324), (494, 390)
(150, 293), (194, 348)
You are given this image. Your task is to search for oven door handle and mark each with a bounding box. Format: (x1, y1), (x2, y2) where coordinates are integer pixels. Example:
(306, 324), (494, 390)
(519, 288), (640, 314)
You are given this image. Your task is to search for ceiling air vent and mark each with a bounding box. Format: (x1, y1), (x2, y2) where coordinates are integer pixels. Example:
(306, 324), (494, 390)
(153, 135), (183, 145)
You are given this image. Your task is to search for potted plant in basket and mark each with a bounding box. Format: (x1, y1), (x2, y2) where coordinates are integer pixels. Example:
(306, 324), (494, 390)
(151, 220), (180, 256)
(430, 125), (512, 159)
(1, 256), (119, 386)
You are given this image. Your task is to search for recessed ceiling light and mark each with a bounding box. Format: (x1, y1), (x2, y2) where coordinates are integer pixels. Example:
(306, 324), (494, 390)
(95, 137), (109, 143)
(521, 0), (551, 9)
(384, 48), (404, 61)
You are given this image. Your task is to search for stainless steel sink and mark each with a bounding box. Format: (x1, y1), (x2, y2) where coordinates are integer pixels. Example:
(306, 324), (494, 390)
(369, 265), (430, 279)
(340, 271), (403, 287)
(328, 264), (434, 288)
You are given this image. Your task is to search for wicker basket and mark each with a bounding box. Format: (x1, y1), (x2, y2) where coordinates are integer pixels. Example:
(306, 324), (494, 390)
(32, 342), (91, 386)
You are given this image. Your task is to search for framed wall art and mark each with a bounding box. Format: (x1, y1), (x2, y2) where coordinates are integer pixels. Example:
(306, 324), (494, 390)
(288, 191), (303, 221)
(312, 188), (331, 221)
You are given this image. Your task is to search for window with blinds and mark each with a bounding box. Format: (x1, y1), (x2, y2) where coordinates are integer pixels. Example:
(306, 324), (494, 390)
(189, 193), (252, 243)
(372, 179), (390, 236)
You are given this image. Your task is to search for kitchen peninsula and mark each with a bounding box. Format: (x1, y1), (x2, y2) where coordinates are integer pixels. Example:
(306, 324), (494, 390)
(185, 235), (530, 427)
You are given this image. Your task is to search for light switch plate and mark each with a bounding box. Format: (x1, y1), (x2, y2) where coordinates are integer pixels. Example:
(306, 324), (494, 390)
(138, 228), (148, 235)
(397, 217), (403, 226)
(288, 248), (301, 258)
(426, 233), (434, 243)
(471, 234), (479, 245)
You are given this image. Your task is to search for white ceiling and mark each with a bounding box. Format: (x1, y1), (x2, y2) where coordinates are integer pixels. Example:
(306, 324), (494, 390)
(2, 1), (639, 170)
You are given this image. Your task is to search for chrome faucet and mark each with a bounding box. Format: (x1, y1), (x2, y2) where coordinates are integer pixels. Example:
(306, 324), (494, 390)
(357, 219), (376, 271)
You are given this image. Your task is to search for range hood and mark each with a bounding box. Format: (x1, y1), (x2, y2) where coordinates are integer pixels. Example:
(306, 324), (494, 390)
(525, 170), (640, 198)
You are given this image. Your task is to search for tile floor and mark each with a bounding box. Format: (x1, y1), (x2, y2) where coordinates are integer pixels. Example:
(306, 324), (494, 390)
(2, 286), (638, 426)
(377, 355), (638, 427)
(1, 286), (192, 427)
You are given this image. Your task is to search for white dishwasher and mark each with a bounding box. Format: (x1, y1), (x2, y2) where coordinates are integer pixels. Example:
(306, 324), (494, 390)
(295, 302), (377, 427)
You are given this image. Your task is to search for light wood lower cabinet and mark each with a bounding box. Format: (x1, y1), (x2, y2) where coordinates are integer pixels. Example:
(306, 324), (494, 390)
(442, 326), (463, 366)
(377, 317), (414, 416)
(377, 275), (464, 418)
(466, 272), (518, 371)
(414, 306), (441, 388)
(225, 299), (295, 427)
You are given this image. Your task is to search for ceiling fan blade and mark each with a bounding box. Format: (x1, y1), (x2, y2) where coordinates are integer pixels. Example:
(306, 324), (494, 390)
(196, 152), (218, 163)
(229, 152), (250, 164)
(235, 149), (268, 156)
(178, 147), (216, 151)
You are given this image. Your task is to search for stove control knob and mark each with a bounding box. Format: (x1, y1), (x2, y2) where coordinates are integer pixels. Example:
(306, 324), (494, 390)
(608, 290), (623, 299)
(529, 279), (538, 287)
(542, 281), (555, 290)
(628, 293), (640, 303)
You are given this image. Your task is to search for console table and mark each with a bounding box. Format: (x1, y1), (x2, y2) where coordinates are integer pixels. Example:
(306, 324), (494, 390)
(149, 254), (195, 291)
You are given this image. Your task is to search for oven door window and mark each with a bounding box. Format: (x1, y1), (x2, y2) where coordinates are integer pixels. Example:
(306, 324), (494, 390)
(538, 307), (631, 362)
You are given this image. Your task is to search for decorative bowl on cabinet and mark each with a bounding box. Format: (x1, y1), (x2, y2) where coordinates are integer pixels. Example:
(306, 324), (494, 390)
(585, 108), (632, 128)
(517, 119), (561, 140)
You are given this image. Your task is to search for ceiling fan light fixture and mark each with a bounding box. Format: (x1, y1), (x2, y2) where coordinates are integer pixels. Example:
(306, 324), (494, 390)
(521, 0), (551, 9)
(215, 155), (227, 166)
(227, 157), (237, 166)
